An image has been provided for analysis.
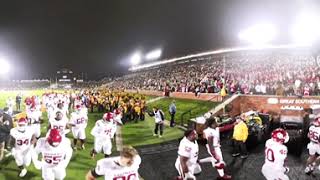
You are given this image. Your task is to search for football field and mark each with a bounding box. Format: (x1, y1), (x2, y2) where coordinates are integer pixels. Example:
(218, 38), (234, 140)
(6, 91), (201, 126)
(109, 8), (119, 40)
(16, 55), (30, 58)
(0, 90), (218, 180)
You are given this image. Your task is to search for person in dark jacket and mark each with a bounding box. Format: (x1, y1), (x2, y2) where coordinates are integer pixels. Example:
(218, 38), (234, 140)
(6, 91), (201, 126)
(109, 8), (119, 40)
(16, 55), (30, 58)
(16, 94), (22, 111)
(169, 101), (176, 127)
(3, 107), (13, 150)
(0, 111), (10, 161)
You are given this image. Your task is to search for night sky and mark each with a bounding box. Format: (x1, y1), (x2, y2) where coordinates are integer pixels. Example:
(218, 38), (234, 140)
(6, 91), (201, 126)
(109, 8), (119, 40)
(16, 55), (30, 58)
(0, 0), (318, 80)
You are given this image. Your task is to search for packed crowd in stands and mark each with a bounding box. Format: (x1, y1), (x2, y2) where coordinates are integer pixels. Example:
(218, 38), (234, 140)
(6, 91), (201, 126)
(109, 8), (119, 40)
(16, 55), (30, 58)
(108, 52), (320, 96)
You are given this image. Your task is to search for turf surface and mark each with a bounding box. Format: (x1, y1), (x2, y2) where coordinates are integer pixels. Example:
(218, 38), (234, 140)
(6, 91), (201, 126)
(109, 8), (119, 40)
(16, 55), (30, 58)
(0, 90), (217, 179)
(145, 97), (218, 126)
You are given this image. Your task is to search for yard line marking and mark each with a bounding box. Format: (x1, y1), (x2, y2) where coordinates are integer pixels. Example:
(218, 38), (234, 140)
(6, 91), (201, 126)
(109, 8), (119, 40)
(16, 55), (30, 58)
(146, 96), (165, 104)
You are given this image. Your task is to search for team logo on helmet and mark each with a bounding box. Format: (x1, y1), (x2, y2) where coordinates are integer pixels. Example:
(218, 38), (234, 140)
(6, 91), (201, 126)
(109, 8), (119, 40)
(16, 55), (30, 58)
(47, 129), (62, 147)
(103, 112), (113, 122)
(271, 128), (289, 144)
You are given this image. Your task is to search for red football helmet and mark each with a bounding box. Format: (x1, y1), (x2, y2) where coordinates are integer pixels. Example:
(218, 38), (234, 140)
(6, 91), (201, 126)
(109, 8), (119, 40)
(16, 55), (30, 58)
(30, 105), (36, 111)
(313, 117), (320, 127)
(47, 129), (62, 147)
(17, 118), (28, 126)
(271, 128), (289, 144)
(114, 108), (121, 115)
(103, 112), (113, 122)
(75, 104), (81, 111)
(25, 97), (32, 105)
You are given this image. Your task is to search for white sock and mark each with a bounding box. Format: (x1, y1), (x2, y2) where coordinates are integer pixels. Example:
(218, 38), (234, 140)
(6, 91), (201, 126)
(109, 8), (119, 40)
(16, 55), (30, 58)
(217, 169), (225, 177)
(199, 157), (213, 163)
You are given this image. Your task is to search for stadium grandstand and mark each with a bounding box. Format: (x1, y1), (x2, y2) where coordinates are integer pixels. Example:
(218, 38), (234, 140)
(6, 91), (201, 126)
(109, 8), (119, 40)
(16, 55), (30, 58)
(106, 45), (320, 96)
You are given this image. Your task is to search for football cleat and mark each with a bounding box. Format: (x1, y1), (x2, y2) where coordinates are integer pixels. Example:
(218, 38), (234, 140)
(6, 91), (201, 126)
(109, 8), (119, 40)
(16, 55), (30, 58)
(19, 168), (27, 177)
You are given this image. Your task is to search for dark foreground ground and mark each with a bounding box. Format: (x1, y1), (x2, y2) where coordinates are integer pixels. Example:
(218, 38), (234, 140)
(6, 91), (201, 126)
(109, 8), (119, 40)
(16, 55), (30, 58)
(137, 138), (320, 180)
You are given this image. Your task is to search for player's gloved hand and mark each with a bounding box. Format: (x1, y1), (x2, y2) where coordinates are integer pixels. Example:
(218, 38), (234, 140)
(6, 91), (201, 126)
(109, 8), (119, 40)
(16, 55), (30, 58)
(284, 167), (290, 173)
(184, 172), (196, 180)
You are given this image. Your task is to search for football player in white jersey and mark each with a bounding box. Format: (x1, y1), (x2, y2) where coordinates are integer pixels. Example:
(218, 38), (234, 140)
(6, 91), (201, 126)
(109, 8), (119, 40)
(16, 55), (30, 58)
(32, 129), (73, 180)
(6, 97), (14, 116)
(305, 117), (320, 175)
(90, 112), (117, 159)
(113, 108), (123, 125)
(86, 146), (141, 180)
(48, 111), (69, 136)
(175, 129), (201, 180)
(69, 104), (88, 150)
(261, 128), (290, 180)
(200, 117), (232, 180)
(55, 102), (69, 118)
(10, 118), (36, 177)
(27, 105), (42, 138)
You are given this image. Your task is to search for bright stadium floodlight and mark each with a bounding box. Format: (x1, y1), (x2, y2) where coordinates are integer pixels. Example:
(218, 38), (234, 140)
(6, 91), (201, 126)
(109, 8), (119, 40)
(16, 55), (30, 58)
(291, 12), (320, 45)
(238, 23), (276, 45)
(145, 49), (162, 61)
(130, 52), (142, 65)
(0, 58), (10, 75)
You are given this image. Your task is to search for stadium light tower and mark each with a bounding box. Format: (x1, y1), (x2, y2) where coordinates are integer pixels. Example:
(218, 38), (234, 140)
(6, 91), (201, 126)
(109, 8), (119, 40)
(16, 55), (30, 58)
(130, 52), (142, 65)
(291, 12), (320, 45)
(238, 23), (276, 45)
(145, 49), (162, 61)
(0, 58), (10, 75)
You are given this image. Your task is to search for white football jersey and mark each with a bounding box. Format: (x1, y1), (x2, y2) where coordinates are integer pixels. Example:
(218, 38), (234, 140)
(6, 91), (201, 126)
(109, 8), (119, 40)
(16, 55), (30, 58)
(263, 139), (287, 168)
(95, 155), (141, 180)
(54, 108), (68, 118)
(203, 127), (220, 147)
(70, 112), (88, 129)
(10, 127), (34, 151)
(91, 120), (116, 139)
(308, 125), (320, 143)
(177, 137), (199, 164)
(49, 117), (69, 134)
(27, 110), (42, 124)
(34, 137), (72, 168)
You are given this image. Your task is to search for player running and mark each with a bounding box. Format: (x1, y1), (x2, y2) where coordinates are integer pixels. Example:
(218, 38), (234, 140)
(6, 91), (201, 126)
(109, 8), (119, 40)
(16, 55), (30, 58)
(86, 146), (141, 180)
(261, 128), (290, 180)
(69, 104), (88, 150)
(199, 117), (232, 180)
(10, 118), (36, 177)
(175, 129), (201, 180)
(48, 111), (70, 136)
(27, 105), (42, 138)
(32, 129), (73, 180)
(90, 112), (117, 159)
(305, 117), (320, 175)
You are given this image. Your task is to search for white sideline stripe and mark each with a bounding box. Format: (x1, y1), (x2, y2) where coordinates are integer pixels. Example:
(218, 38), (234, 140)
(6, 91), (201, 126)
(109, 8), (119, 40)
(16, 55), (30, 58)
(190, 94), (239, 123)
(116, 125), (123, 151)
(146, 96), (165, 104)
(209, 94), (240, 115)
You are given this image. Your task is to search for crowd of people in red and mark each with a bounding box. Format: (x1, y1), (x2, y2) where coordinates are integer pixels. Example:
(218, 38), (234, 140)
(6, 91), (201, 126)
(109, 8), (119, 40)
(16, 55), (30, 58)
(108, 52), (320, 96)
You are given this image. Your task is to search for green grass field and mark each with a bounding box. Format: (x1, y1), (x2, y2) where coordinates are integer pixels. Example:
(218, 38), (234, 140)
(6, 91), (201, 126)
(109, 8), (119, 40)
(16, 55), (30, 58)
(0, 90), (218, 180)
(146, 97), (218, 125)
